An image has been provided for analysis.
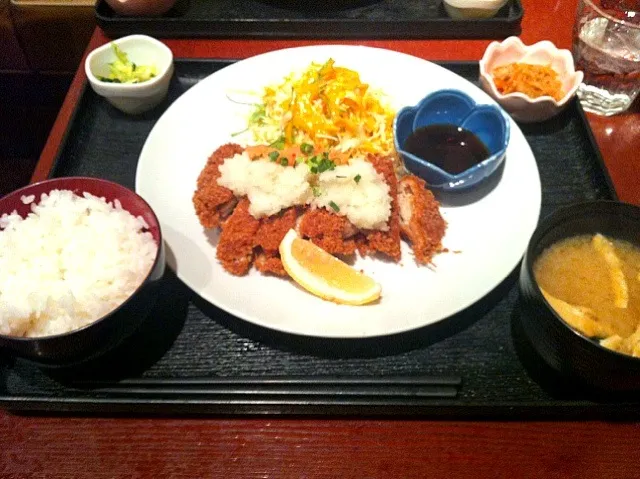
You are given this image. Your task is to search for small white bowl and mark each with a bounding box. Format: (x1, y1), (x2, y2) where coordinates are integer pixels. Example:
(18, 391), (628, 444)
(443, 0), (508, 19)
(479, 36), (584, 123)
(85, 35), (174, 115)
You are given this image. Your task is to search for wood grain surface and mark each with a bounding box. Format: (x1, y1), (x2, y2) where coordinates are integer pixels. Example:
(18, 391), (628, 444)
(6, 0), (640, 477)
(2, 416), (640, 478)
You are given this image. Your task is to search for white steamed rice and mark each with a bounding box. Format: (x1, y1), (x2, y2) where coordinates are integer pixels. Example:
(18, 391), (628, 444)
(0, 189), (158, 338)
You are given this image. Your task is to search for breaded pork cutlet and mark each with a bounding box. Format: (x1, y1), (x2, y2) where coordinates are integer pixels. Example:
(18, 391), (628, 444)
(356, 154), (401, 262)
(255, 207), (299, 254)
(254, 253), (288, 277)
(216, 198), (260, 276)
(193, 143), (243, 229)
(252, 207), (299, 277)
(297, 208), (358, 256)
(398, 175), (447, 265)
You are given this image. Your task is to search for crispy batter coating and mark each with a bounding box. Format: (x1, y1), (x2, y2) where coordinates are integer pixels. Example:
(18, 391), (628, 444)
(254, 252), (288, 277)
(255, 207), (299, 254)
(216, 198), (260, 276)
(250, 207), (298, 277)
(196, 144), (446, 276)
(398, 175), (447, 265)
(193, 143), (243, 229)
(297, 208), (358, 256)
(356, 154), (401, 262)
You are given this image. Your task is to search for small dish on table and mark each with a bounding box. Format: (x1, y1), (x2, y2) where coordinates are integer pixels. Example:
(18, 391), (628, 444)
(394, 89), (510, 192)
(519, 200), (640, 391)
(443, 0), (509, 19)
(0, 177), (165, 367)
(479, 36), (584, 123)
(85, 34), (174, 115)
(104, 0), (177, 16)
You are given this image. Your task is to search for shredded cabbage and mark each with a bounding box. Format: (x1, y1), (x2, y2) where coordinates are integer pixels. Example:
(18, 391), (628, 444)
(245, 59), (395, 164)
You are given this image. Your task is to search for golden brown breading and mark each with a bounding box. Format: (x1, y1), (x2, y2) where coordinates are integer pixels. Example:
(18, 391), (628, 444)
(297, 208), (358, 256)
(251, 207), (298, 277)
(216, 198), (260, 276)
(255, 207), (299, 254)
(356, 154), (401, 262)
(197, 144), (446, 276)
(254, 252), (288, 277)
(398, 175), (447, 265)
(193, 143), (243, 229)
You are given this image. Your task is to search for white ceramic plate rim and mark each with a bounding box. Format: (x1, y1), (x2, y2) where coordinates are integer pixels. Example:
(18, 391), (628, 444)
(135, 45), (541, 339)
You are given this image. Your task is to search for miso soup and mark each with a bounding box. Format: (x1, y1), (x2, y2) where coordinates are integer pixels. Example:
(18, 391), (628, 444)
(533, 233), (640, 358)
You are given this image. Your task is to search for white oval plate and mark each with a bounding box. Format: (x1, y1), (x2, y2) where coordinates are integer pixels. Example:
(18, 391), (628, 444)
(136, 45), (541, 338)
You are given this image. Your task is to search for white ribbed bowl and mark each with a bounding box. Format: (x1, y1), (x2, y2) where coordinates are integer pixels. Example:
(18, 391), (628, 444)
(479, 36), (584, 123)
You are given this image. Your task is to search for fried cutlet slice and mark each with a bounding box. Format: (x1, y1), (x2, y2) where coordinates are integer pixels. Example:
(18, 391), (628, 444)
(398, 175), (447, 265)
(250, 207), (298, 277)
(254, 252), (288, 277)
(193, 143), (243, 229)
(216, 198), (260, 276)
(356, 154), (401, 262)
(254, 207), (299, 254)
(297, 208), (358, 256)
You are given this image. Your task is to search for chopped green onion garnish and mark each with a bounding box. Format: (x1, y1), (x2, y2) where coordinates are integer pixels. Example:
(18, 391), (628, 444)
(354, 174), (361, 183)
(320, 158), (335, 173)
(329, 201), (340, 213)
(270, 136), (285, 150)
(268, 151), (279, 162)
(305, 152), (336, 174)
(280, 157), (289, 166)
(312, 186), (322, 197)
(300, 143), (314, 154)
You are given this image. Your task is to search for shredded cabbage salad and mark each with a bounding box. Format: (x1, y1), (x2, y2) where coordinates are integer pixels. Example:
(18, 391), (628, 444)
(242, 59), (396, 164)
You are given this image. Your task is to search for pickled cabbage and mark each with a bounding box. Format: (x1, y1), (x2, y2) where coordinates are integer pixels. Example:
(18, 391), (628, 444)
(98, 43), (157, 84)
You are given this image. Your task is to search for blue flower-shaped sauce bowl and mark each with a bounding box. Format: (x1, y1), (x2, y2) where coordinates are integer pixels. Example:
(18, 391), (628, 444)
(394, 89), (510, 192)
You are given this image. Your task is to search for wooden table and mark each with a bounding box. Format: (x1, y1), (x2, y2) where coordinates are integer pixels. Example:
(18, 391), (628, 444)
(3, 0), (640, 476)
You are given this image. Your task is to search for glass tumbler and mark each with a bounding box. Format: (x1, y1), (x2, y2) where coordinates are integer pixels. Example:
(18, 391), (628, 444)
(572, 0), (640, 115)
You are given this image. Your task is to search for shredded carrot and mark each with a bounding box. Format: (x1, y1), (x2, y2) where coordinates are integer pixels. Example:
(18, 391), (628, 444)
(491, 63), (564, 101)
(247, 59), (395, 165)
(244, 144), (306, 166)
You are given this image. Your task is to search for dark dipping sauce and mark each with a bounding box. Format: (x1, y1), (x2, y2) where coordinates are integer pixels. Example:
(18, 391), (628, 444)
(403, 124), (490, 175)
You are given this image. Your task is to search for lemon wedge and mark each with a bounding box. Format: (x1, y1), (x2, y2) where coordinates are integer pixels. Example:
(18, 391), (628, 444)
(279, 229), (381, 305)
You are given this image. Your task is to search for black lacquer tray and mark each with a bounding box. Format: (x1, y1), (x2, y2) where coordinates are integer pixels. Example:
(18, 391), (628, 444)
(95, 0), (523, 40)
(2, 60), (639, 418)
